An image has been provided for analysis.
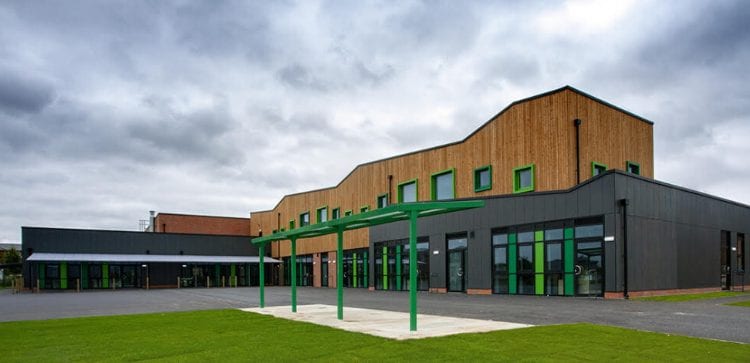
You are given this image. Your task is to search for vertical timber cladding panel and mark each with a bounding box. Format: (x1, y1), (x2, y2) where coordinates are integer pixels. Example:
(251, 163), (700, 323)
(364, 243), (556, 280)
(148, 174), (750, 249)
(570, 90), (654, 180)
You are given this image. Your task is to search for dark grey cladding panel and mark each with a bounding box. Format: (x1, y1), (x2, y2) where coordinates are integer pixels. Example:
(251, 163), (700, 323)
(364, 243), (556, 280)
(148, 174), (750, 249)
(21, 227), (259, 258)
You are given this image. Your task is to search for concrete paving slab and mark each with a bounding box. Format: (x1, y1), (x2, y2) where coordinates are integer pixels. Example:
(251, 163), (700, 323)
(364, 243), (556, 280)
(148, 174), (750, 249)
(241, 304), (532, 340)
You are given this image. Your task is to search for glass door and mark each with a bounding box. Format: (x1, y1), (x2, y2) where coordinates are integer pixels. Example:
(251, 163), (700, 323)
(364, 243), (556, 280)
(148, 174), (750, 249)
(121, 265), (137, 288)
(575, 241), (603, 296)
(447, 235), (467, 292)
(721, 231), (731, 290)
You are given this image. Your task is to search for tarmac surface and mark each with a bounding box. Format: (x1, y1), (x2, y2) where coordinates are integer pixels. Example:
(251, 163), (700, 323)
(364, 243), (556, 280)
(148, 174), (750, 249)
(1, 287), (749, 343)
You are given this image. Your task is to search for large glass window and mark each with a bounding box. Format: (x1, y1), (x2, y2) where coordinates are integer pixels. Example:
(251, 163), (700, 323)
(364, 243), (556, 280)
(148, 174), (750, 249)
(474, 165), (492, 192)
(375, 238), (429, 291)
(492, 231), (508, 294)
(316, 207), (328, 223)
(331, 208), (340, 220)
(431, 169), (455, 200)
(343, 249), (368, 288)
(398, 179), (418, 203)
(321, 253), (329, 287)
(513, 164), (535, 193)
(517, 240), (534, 295)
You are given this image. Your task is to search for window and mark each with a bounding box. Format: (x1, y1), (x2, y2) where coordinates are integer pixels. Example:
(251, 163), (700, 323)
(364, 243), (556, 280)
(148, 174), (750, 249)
(332, 208), (341, 220)
(431, 169), (455, 200)
(316, 206), (328, 223)
(289, 219), (295, 230)
(360, 205), (369, 213)
(626, 161), (640, 175)
(513, 164), (535, 193)
(544, 228), (564, 296)
(344, 210), (352, 217)
(474, 165), (492, 192)
(492, 231), (509, 294)
(397, 179), (418, 203)
(299, 212), (310, 227)
(591, 162), (607, 177)
(377, 194), (388, 209)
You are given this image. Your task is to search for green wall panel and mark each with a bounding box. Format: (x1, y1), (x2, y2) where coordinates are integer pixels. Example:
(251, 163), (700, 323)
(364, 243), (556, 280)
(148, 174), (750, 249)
(60, 262), (68, 289)
(564, 237), (574, 296)
(383, 246), (388, 290)
(102, 263), (109, 288)
(395, 245), (402, 290)
(535, 241), (544, 295)
(353, 253), (358, 288)
(564, 227), (574, 240)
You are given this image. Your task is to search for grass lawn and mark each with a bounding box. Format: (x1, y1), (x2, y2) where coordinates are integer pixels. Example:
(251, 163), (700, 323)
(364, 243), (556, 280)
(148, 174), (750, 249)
(727, 300), (750, 307)
(0, 309), (747, 362)
(635, 291), (750, 302)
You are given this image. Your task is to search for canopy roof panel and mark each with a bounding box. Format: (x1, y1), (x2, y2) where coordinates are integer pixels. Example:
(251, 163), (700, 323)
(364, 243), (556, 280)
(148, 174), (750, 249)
(252, 200), (485, 245)
(27, 253), (280, 264)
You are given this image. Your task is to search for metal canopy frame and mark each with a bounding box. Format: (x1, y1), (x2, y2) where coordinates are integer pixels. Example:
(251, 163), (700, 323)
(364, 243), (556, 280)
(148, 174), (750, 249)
(251, 200), (484, 331)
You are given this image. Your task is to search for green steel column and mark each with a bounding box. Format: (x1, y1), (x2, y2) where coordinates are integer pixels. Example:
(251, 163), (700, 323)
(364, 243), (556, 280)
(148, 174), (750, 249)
(337, 227), (344, 320)
(409, 210), (418, 331)
(259, 244), (265, 308)
(396, 245), (402, 290)
(291, 237), (297, 313)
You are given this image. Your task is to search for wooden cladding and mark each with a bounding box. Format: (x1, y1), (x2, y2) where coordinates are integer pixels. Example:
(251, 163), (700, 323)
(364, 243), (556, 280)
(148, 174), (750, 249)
(252, 87), (654, 257)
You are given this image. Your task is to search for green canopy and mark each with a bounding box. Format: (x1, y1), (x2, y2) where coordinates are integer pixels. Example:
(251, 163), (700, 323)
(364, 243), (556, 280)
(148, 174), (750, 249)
(251, 199), (484, 331)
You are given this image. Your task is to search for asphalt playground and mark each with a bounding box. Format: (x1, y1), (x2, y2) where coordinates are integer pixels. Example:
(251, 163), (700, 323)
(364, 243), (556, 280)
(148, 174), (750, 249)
(1, 287), (749, 343)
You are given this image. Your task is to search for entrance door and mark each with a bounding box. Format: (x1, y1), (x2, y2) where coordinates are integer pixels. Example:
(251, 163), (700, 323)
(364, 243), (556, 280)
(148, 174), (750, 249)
(575, 241), (603, 296)
(721, 231), (731, 290)
(447, 235), (467, 292)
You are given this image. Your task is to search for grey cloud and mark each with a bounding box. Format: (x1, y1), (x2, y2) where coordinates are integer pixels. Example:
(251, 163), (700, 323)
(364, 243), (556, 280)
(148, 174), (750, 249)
(0, 70), (55, 114)
(277, 64), (330, 91)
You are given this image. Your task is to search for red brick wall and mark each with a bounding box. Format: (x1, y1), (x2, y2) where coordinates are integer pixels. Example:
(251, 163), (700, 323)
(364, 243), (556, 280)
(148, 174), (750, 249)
(154, 213), (252, 236)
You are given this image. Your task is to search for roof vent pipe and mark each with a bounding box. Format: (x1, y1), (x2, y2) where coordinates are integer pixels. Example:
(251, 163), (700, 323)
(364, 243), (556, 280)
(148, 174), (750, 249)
(574, 119), (582, 184)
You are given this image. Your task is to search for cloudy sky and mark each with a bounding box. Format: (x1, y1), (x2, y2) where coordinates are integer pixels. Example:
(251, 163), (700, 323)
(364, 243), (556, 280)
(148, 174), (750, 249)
(1, 0), (748, 243)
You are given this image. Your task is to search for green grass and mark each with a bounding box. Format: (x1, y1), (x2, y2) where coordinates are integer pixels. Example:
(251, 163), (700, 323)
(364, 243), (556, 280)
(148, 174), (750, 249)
(0, 309), (747, 362)
(635, 291), (750, 302)
(727, 300), (750, 307)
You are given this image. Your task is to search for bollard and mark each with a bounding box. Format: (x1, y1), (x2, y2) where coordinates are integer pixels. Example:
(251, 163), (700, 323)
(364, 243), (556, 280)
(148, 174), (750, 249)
(207, 276), (210, 288)
(222, 276), (225, 288)
(177, 277), (180, 288)
(146, 277), (150, 290)
(36, 279), (40, 293)
(77, 278), (80, 292)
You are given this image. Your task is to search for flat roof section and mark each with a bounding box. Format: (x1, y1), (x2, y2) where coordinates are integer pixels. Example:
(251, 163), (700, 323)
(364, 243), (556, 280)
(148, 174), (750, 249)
(26, 253), (280, 264)
(242, 304), (532, 340)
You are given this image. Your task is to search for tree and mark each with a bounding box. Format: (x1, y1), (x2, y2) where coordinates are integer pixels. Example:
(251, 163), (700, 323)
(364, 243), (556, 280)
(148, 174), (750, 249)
(2, 247), (21, 275)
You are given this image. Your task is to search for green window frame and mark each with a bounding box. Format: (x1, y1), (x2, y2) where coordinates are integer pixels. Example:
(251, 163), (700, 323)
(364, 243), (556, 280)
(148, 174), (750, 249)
(626, 161), (640, 175)
(474, 165), (492, 192)
(344, 210), (353, 217)
(397, 178), (418, 203)
(316, 206), (328, 224)
(360, 205), (369, 213)
(430, 168), (456, 201)
(289, 219), (295, 230)
(513, 163), (535, 194)
(299, 211), (310, 227)
(331, 207), (341, 220)
(591, 162), (607, 177)
(377, 193), (388, 208)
